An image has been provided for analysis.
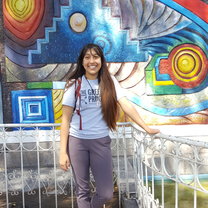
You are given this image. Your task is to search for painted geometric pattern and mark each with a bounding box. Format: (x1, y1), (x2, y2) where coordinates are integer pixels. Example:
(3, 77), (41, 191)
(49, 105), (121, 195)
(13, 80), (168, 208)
(11, 90), (54, 124)
(28, 0), (146, 64)
(2, 0), (208, 126)
(146, 44), (208, 95)
(52, 90), (64, 129)
(145, 54), (182, 95)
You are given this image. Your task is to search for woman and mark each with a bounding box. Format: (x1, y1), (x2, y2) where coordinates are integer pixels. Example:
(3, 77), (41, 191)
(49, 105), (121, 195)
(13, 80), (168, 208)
(59, 43), (160, 208)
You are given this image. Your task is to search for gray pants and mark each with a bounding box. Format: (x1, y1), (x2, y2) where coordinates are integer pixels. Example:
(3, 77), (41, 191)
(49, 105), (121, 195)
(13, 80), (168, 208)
(68, 136), (113, 208)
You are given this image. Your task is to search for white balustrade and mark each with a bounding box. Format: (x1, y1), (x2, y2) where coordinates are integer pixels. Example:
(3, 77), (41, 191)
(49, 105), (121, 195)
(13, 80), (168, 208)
(0, 123), (208, 207)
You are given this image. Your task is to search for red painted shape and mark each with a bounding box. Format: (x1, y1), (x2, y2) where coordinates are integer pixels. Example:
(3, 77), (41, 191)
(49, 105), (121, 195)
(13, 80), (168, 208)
(159, 59), (170, 74)
(3, 0), (45, 40)
(174, 0), (208, 23)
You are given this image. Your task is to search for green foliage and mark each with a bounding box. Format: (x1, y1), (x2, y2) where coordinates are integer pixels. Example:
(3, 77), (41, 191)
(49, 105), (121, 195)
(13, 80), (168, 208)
(150, 180), (208, 207)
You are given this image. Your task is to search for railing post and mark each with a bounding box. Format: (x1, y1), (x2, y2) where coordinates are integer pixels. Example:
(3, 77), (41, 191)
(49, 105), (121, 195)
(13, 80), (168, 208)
(52, 125), (58, 208)
(36, 126), (42, 208)
(2, 127), (9, 208)
(122, 124), (130, 198)
(20, 126), (25, 208)
(174, 141), (179, 208)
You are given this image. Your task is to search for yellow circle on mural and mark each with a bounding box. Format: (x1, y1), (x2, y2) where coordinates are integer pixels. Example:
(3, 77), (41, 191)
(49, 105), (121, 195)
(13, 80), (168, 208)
(69, 13), (87, 33)
(177, 54), (195, 74)
(169, 44), (207, 88)
(172, 49), (202, 81)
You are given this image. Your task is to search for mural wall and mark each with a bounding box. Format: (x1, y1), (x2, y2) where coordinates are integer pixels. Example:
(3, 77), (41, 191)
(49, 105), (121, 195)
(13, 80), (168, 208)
(0, 0), (208, 125)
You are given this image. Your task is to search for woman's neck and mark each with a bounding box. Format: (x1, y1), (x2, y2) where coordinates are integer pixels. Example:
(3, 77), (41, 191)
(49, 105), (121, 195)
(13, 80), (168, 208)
(85, 74), (98, 80)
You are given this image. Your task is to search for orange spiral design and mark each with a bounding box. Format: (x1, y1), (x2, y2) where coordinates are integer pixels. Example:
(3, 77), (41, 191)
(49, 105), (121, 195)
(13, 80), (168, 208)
(3, 0), (44, 40)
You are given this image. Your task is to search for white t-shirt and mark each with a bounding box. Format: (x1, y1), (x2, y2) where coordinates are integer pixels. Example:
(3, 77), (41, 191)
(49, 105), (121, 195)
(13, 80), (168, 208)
(62, 75), (126, 139)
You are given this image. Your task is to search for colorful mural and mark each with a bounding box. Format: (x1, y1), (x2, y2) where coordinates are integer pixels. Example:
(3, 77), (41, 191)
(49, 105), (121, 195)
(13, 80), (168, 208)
(0, 0), (208, 125)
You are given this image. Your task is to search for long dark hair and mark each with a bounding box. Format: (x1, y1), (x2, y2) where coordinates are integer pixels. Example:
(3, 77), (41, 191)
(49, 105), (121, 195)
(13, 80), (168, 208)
(66, 43), (118, 130)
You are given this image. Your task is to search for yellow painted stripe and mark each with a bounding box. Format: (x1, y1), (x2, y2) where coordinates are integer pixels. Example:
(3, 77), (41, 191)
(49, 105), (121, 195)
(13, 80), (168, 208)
(53, 90), (64, 128)
(52, 90), (64, 129)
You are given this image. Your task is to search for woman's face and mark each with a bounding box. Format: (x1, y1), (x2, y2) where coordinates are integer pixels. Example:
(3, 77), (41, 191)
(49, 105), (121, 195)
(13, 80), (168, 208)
(82, 48), (102, 80)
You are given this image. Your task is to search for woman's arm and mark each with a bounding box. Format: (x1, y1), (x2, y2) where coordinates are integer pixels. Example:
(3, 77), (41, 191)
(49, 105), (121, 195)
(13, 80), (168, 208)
(118, 97), (160, 134)
(59, 105), (74, 171)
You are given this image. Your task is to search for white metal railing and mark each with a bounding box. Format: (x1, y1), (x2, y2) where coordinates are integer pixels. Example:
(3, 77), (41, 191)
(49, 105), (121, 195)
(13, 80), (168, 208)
(129, 123), (208, 208)
(0, 123), (208, 208)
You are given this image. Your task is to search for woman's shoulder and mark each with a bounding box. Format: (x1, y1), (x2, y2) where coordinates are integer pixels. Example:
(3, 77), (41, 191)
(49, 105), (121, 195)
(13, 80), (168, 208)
(65, 77), (83, 91)
(65, 79), (76, 89)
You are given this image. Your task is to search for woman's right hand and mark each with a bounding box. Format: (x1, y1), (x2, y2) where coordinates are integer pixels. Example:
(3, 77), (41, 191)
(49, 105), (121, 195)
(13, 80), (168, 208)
(59, 106), (74, 171)
(59, 152), (70, 171)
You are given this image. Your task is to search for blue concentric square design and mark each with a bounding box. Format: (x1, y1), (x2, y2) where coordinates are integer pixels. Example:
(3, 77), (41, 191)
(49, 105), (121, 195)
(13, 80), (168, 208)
(27, 103), (41, 115)
(11, 90), (54, 124)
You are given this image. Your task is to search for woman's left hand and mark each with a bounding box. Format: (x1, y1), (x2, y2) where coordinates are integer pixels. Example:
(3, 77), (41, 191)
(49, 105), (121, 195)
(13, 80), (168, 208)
(146, 128), (160, 134)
